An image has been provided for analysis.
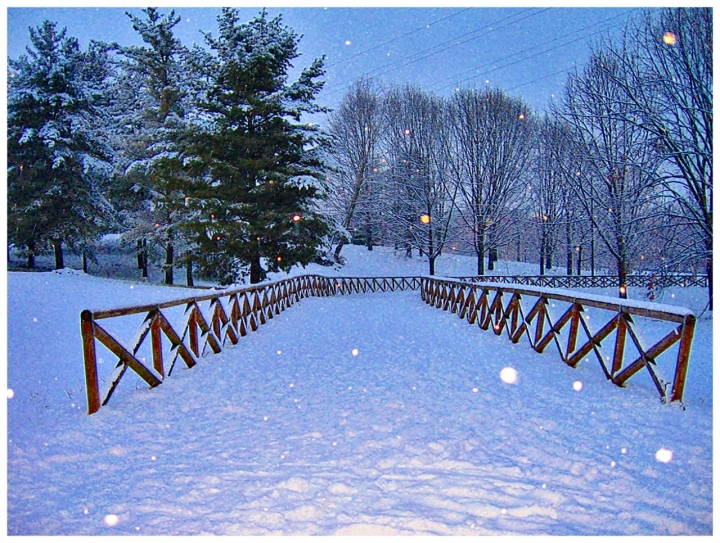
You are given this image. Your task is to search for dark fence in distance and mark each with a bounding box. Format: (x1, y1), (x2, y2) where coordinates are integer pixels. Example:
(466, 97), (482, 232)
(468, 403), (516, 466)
(451, 274), (708, 289)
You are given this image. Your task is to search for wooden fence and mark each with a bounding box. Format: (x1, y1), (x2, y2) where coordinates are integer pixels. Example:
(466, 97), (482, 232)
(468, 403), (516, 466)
(81, 274), (696, 414)
(80, 275), (420, 414)
(421, 277), (696, 404)
(451, 274), (708, 289)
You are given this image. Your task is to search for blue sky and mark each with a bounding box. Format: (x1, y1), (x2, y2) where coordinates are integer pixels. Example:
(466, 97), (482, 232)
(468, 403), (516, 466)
(7, 5), (638, 116)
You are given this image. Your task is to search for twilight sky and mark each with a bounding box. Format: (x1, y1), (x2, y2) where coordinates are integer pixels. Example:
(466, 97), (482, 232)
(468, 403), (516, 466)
(7, 4), (639, 118)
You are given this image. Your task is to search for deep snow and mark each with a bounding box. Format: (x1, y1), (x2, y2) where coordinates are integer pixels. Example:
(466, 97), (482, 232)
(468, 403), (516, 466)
(5, 245), (713, 535)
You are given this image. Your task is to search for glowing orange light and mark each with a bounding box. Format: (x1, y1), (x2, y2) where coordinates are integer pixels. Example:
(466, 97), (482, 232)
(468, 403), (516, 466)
(518, 113), (526, 120)
(619, 285), (627, 295)
(277, 256), (282, 262)
(404, 129), (411, 135)
(292, 213), (302, 223)
(419, 213), (431, 224)
(663, 32), (676, 45)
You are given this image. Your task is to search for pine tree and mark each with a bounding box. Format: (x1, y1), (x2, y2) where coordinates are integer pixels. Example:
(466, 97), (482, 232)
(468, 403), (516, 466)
(113, 8), (194, 284)
(182, 8), (330, 285)
(7, 21), (115, 269)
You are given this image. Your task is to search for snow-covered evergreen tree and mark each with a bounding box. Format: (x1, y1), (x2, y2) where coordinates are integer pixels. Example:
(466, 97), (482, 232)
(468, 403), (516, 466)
(112, 8), (195, 284)
(7, 21), (115, 269)
(180, 8), (330, 285)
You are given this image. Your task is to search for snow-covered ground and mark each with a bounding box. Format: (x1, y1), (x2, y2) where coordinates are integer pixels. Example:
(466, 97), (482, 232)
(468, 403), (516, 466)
(5, 245), (712, 535)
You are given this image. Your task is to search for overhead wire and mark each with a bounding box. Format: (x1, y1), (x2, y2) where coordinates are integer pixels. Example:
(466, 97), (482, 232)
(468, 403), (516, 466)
(429, 9), (635, 93)
(324, 7), (472, 69)
(321, 8), (544, 95)
(319, 7), (637, 108)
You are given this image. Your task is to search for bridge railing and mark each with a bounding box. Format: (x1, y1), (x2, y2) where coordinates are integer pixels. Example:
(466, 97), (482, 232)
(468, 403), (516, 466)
(81, 273), (695, 414)
(80, 275), (420, 414)
(421, 276), (696, 404)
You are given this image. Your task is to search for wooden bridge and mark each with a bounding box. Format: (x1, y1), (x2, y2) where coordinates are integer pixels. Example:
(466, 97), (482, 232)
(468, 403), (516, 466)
(80, 275), (696, 414)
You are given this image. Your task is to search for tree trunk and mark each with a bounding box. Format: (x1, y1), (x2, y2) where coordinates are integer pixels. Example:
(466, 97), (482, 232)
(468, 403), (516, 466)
(566, 215), (572, 275)
(186, 259), (194, 287)
(618, 259), (628, 299)
(429, 254), (436, 275)
(706, 243), (713, 311)
(164, 241), (173, 285)
(333, 238), (347, 263)
(82, 251), (88, 274)
(27, 242), (35, 268)
(138, 239), (148, 279)
(576, 247), (582, 276)
(365, 219), (373, 251)
(545, 241), (552, 270)
(53, 239), (64, 270)
(477, 238), (485, 275)
(250, 255), (265, 284)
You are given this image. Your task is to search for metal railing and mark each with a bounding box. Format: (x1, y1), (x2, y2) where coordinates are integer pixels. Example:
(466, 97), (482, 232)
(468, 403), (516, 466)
(81, 273), (695, 413)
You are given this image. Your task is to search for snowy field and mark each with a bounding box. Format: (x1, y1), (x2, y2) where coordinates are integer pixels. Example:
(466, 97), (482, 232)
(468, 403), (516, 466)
(5, 246), (713, 535)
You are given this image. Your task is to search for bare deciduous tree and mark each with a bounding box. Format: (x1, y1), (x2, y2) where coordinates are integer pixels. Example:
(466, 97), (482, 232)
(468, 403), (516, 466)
(558, 53), (664, 298)
(325, 77), (385, 262)
(383, 86), (456, 275)
(600, 7), (712, 308)
(448, 88), (535, 275)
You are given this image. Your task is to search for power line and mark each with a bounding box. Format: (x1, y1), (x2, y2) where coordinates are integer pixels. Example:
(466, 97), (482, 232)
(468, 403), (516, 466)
(438, 13), (634, 94)
(325, 8), (472, 69)
(429, 9), (633, 92)
(371, 8), (550, 82)
(322, 8), (543, 95)
(506, 65), (576, 92)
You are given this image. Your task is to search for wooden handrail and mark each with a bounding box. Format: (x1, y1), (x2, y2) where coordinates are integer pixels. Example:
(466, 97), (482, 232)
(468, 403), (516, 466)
(81, 273), (696, 414)
(420, 276), (696, 404)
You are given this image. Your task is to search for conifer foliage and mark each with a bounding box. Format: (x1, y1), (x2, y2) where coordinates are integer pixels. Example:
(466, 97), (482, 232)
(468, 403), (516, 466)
(181, 9), (330, 285)
(113, 8), (192, 285)
(7, 21), (114, 269)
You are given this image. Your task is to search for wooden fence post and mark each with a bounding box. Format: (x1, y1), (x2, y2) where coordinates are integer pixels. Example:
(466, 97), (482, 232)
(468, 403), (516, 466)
(81, 310), (101, 415)
(150, 311), (164, 378)
(670, 314), (696, 403)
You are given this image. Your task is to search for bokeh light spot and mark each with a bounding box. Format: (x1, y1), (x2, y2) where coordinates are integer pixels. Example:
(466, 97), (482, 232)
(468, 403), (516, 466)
(655, 448), (673, 463)
(500, 367), (518, 384)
